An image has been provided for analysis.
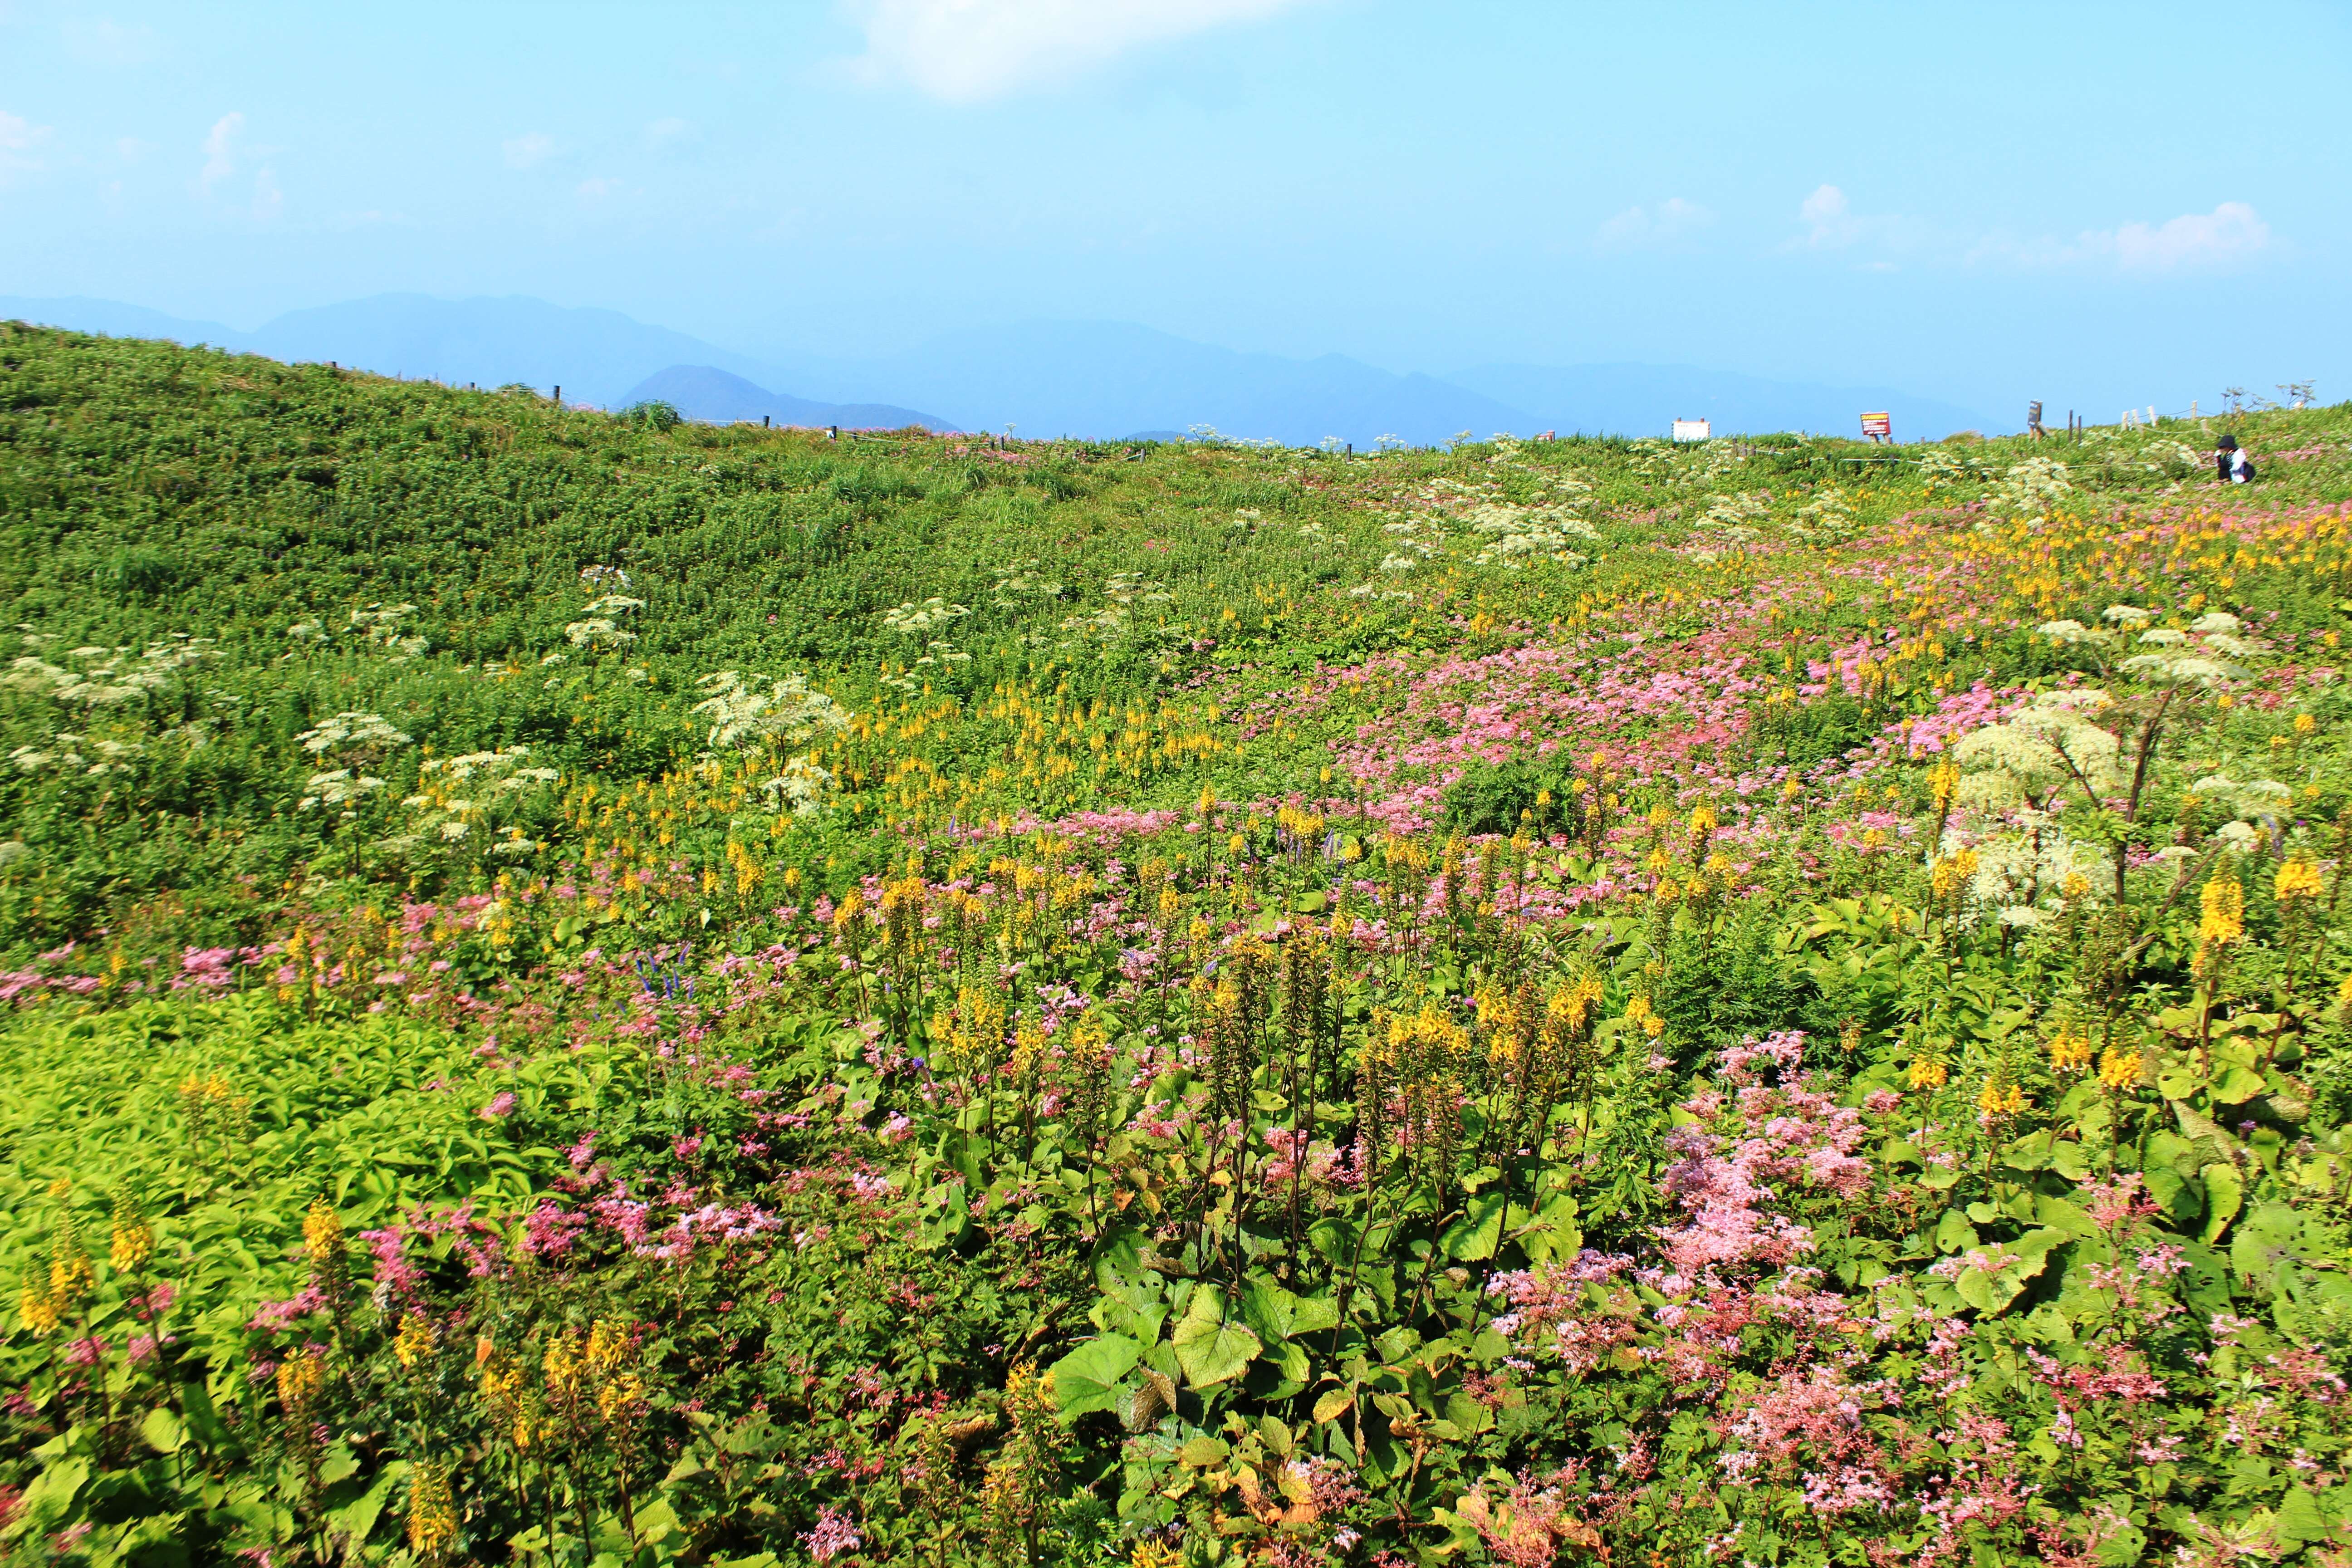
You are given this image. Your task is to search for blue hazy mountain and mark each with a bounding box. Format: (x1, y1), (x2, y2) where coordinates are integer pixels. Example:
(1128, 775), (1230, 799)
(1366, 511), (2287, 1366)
(2, 292), (2003, 443)
(618, 365), (948, 432)
(1448, 362), (2003, 440)
(756, 320), (1538, 448)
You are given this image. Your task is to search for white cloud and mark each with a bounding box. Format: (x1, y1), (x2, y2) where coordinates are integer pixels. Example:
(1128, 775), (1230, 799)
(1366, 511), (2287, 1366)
(251, 165), (282, 222)
(1597, 196), (1712, 249)
(1798, 182), (1858, 247)
(503, 132), (554, 170)
(1785, 182), (1930, 265)
(63, 17), (162, 66)
(198, 111), (241, 191)
(577, 175), (622, 201)
(0, 110), (51, 173)
(646, 116), (693, 145)
(838, 0), (1318, 103)
(1970, 201), (2272, 274)
(2109, 201), (2270, 270)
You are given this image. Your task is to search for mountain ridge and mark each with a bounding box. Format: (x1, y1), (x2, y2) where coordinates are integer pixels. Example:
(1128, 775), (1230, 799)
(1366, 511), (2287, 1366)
(0, 291), (2006, 443)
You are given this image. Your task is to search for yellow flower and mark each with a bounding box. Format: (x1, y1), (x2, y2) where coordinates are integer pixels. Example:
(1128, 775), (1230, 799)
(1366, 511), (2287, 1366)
(2060, 871), (2091, 901)
(1927, 760), (1960, 809)
(109, 1192), (153, 1274)
(302, 1198), (344, 1264)
(2276, 856), (2324, 903)
(1907, 1054), (1949, 1091)
(2199, 872), (2244, 947)
(586, 1318), (632, 1376)
(18, 1284), (59, 1338)
(1976, 1075), (2026, 1118)
(405, 1457), (459, 1561)
(2295, 712), (2318, 736)
(2097, 1047), (2143, 1090)
(2047, 1026), (2094, 1074)
(395, 1312), (438, 1370)
(276, 1348), (326, 1415)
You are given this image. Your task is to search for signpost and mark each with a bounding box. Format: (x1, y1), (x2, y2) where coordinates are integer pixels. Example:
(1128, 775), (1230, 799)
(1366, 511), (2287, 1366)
(1860, 411), (1891, 442)
(2027, 401), (2044, 439)
(1671, 418), (1711, 443)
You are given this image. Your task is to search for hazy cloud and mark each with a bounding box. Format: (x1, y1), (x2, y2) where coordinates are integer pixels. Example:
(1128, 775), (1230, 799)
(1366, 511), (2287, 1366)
(0, 109), (52, 174)
(577, 175), (622, 201)
(1597, 196), (1712, 249)
(1969, 201), (2272, 274)
(251, 166), (282, 222)
(1797, 183), (1860, 247)
(503, 132), (555, 170)
(838, 0), (1318, 103)
(62, 16), (161, 66)
(646, 116), (694, 145)
(198, 111), (242, 191)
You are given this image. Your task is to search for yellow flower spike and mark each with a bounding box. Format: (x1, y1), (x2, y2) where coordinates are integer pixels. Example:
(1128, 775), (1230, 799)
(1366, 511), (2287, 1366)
(2047, 1026), (2094, 1075)
(276, 1348), (326, 1415)
(1907, 1050), (1949, 1091)
(18, 1284), (60, 1338)
(109, 1192), (153, 1274)
(395, 1312), (438, 1370)
(2097, 1047), (2143, 1090)
(406, 1457), (459, 1562)
(2199, 872), (2245, 946)
(2276, 856), (2324, 904)
(1975, 1074), (2026, 1117)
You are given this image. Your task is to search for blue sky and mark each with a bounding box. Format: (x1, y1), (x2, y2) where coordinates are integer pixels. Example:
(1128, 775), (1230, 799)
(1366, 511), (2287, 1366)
(1, 0), (2345, 416)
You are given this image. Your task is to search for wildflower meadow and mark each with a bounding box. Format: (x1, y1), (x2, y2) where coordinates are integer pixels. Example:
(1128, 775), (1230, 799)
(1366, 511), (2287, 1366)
(5, 323), (2352, 1567)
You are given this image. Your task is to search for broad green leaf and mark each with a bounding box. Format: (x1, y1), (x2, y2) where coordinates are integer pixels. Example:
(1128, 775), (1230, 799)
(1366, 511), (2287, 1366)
(1934, 1209), (1977, 1254)
(2200, 1163), (2245, 1243)
(2211, 1066), (2266, 1105)
(140, 1406), (185, 1455)
(1440, 1190), (1506, 1262)
(1171, 1289), (1261, 1389)
(1312, 1389), (1354, 1423)
(1048, 1334), (1142, 1419)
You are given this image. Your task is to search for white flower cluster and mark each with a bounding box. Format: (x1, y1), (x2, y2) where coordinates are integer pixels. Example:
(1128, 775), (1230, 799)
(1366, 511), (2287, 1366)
(1463, 501), (1597, 569)
(567, 593), (643, 650)
(990, 559), (1065, 609)
(881, 597), (970, 633)
(1986, 456), (2073, 520)
(692, 670), (851, 751)
(11, 733), (142, 778)
(2118, 610), (2260, 687)
(1952, 689), (2126, 809)
(6, 636), (216, 707)
(391, 745), (562, 854)
(297, 711), (413, 758)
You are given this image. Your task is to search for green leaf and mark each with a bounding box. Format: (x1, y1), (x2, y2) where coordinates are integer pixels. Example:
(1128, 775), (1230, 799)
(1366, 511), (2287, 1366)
(1935, 1208), (1978, 1254)
(2200, 1163), (2245, 1244)
(1176, 1436), (1230, 1468)
(2212, 1065), (2266, 1105)
(1048, 1334), (1143, 1419)
(1439, 1190), (1506, 1262)
(1312, 1389), (1354, 1423)
(140, 1406), (186, 1455)
(1171, 1288), (1262, 1389)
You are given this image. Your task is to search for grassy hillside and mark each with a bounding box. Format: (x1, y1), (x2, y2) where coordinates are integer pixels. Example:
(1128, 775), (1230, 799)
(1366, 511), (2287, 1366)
(5, 320), (2352, 1565)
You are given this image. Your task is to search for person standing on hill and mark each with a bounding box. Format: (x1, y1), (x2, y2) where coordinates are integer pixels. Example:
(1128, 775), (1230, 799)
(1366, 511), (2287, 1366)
(2216, 433), (2254, 484)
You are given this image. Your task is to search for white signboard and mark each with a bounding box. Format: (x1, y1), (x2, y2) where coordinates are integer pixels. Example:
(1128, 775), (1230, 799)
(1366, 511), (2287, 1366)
(1671, 418), (1710, 443)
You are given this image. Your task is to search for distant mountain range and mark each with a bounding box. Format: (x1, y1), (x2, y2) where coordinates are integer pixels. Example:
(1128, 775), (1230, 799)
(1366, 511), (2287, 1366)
(618, 366), (947, 433)
(0, 292), (2006, 443)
